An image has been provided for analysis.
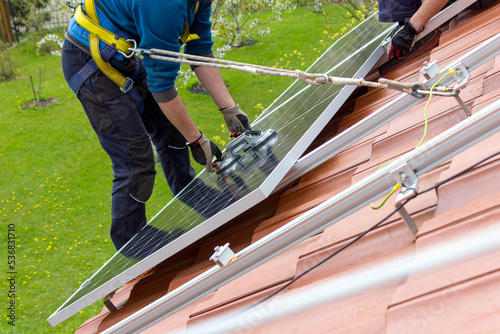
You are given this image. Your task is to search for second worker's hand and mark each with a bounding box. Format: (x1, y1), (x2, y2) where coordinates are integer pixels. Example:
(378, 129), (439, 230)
(188, 132), (223, 173)
(387, 18), (421, 60)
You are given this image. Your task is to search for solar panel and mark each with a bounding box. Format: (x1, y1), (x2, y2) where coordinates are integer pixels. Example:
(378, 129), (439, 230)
(48, 13), (392, 326)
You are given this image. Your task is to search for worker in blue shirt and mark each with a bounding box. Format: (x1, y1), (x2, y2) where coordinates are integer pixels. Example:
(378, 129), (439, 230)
(61, 0), (251, 250)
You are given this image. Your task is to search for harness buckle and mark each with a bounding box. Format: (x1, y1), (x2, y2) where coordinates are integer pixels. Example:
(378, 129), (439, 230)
(120, 77), (134, 94)
(65, 1), (77, 10)
(118, 39), (138, 59)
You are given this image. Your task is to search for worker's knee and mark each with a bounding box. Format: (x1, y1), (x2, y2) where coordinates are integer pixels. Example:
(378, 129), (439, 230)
(129, 167), (155, 203)
(126, 137), (157, 203)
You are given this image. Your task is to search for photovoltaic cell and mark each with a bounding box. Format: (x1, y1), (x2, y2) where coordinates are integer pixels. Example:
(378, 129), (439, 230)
(48, 13), (392, 326)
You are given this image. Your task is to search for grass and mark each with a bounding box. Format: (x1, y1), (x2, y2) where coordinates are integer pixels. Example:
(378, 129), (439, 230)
(0, 4), (352, 333)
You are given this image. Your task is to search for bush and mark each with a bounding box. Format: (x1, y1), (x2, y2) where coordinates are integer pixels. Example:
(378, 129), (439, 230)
(10, 0), (51, 32)
(212, 0), (296, 49)
(36, 33), (64, 56)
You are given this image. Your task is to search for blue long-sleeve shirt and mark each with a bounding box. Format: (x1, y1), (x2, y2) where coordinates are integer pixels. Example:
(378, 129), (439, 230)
(68, 0), (213, 97)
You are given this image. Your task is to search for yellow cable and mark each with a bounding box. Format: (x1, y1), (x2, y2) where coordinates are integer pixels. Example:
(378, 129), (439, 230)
(415, 69), (455, 148)
(370, 69), (456, 210)
(370, 183), (402, 209)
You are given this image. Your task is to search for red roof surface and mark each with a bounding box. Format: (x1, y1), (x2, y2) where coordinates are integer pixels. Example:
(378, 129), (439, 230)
(77, 3), (500, 333)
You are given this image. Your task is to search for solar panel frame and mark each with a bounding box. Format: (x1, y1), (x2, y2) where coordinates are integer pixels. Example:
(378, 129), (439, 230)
(48, 13), (393, 326)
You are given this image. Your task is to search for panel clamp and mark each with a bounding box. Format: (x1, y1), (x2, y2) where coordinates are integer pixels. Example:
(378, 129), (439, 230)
(390, 163), (419, 236)
(210, 243), (237, 268)
(420, 60), (441, 80)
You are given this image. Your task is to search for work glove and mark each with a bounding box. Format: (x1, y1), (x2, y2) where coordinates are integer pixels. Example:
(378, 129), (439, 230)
(387, 18), (422, 60)
(220, 104), (252, 137)
(188, 132), (223, 173)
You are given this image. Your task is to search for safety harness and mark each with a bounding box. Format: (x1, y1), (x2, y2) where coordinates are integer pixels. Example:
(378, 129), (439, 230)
(67, 0), (144, 112)
(66, 0), (202, 113)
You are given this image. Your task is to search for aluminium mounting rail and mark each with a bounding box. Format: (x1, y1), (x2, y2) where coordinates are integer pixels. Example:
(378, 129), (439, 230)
(278, 30), (500, 191)
(180, 224), (500, 334)
(104, 97), (500, 334)
(100, 44), (500, 334)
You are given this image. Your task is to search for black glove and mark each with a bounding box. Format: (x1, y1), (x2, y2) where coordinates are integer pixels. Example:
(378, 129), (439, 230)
(220, 104), (252, 137)
(387, 18), (422, 60)
(188, 132), (223, 173)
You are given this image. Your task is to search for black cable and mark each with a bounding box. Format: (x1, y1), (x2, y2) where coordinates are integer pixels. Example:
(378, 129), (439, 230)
(416, 150), (500, 196)
(233, 149), (500, 317)
(229, 202), (407, 318)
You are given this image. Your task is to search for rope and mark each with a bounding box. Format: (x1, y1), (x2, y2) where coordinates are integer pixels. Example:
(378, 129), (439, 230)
(129, 47), (460, 96)
(146, 48), (391, 89)
(128, 46), (461, 97)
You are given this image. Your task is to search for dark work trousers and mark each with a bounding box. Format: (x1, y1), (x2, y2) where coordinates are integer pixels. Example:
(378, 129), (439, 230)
(378, 0), (422, 22)
(61, 39), (195, 250)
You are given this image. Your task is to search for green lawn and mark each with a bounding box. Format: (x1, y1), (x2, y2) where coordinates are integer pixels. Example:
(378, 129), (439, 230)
(0, 4), (351, 333)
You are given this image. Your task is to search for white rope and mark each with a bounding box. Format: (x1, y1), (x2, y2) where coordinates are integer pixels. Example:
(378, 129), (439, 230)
(132, 47), (450, 95)
(145, 48), (391, 90)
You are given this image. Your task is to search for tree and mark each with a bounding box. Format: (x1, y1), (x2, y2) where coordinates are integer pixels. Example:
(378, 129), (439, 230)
(212, 0), (295, 49)
(176, 0), (295, 88)
(10, 0), (50, 32)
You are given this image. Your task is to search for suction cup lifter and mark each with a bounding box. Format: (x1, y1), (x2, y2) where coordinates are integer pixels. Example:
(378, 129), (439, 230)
(216, 129), (278, 175)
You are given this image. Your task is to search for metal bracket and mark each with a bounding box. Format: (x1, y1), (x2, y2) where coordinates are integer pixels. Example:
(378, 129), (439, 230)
(103, 291), (118, 313)
(451, 62), (470, 91)
(210, 243), (236, 268)
(451, 62), (472, 116)
(419, 61), (471, 116)
(390, 163), (419, 236)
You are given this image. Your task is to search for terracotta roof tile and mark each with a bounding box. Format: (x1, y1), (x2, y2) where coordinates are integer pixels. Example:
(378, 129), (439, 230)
(386, 264), (500, 334)
(188, 241), (312, 319)
(441, 1), (500, 45)
(77, 5), (500, 333)
(390, 208), (500, 307)
(291, 222), (415, 290)
(419, 159), (500, 235)
(431, 17), (500, 68)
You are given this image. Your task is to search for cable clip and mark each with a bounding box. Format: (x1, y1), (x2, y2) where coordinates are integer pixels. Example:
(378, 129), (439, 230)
(390, 163), (419, 236)
(210, 243), (236, 267)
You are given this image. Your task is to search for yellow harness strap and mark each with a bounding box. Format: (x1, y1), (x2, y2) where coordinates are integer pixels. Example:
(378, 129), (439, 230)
(74, 5), (133, 54)
(75, 0), (202, 88)
(179, 2), (200, 45)
(75, 0), (133, 89)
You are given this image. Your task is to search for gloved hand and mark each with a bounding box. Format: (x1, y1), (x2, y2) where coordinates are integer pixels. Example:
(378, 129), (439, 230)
(387, 18), (422, 60)
(188, 132), (223, 173)
(220, 104), (252, 137)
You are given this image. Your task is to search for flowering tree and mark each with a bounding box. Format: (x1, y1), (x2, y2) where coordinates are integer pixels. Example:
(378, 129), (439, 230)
(211, 0), (295, 49)
(176, 0), (295, 88)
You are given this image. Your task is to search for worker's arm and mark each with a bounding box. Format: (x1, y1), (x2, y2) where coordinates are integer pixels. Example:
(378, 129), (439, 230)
(387, 0), (448, 59)
(409, 0), (449, 31)
(193, 66), (235, 109)
(194, 66), (252, 136)
(158, 96), (201, 143)
(158, 96), (222, 172)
